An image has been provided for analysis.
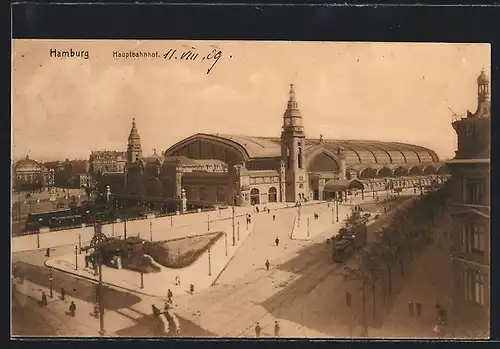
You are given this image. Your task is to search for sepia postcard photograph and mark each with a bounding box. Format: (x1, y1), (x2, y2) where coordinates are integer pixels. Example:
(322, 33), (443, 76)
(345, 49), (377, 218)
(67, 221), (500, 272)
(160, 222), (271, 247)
(11, 39), (491, 339)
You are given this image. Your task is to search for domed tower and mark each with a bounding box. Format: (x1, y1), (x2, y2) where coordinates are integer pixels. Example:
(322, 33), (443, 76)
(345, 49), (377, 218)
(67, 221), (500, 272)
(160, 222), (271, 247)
(280, 84), (307, 202)
(476, 68), (490, 118)
(127, 118), (143, 163)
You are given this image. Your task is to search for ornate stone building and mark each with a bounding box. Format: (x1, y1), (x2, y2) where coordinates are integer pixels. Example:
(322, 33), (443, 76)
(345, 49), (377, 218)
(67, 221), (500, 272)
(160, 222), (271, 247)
(106, 84), (449, 208)
(448, 69), (490, 336)
(89, 150), (127, 174)
(105, 85), (447, 205)
(12, 155), (55, 191)
(163, 84), (447, 205)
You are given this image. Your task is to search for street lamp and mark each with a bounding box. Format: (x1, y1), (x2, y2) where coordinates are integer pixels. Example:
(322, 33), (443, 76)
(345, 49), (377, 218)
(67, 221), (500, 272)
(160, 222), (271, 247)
(48, 267), (53, 298)
(78, 234), (82, 254)
(37, 228), (40, 249)
(307, 218), (310, 237)
(208, 248), (212, 276)
(336, 200), (339, 223)
(232, 196), (237, 246)
(237, 221), (240, 241)
(75, 246), (79, 270)
(207, 215), (210, 232)
(224, 232), (228, 256)
(149, 221), (153, 242)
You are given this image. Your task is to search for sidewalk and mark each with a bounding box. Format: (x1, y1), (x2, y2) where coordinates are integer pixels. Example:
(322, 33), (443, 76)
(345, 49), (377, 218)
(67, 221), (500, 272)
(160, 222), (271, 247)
(46, 221), (255, 299)
(290, 204), (350, 241)
(370, 213), (454, 338)
(12, 278), (136, 337)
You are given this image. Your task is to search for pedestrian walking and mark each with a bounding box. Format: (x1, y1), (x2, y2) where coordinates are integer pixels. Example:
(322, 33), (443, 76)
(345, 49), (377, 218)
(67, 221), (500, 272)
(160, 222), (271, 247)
(167, 289), (173, 303)
(273, 215), (276, 222)
(189, 284), (195, 294)
(175, 276), (180, 286)
(46, 248), (51, 257)
(265, 260), (270, 271)
(416, 301), (422, 316)
(69, 301), (76, 317)
(274, 320), (280, 337)
(255, 322), (261, 338)
(267, 208), (270, 214)
(409, 301), (414, 317)
(60, 287), (66, 300)
(275, 237), (280, 247)
(41, 292), (48, 306)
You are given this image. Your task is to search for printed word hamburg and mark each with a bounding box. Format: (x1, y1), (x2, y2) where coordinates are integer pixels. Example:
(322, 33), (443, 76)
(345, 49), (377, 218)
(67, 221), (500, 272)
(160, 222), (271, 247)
(113, 51), (160, 59)
(50, 49), (89, 59)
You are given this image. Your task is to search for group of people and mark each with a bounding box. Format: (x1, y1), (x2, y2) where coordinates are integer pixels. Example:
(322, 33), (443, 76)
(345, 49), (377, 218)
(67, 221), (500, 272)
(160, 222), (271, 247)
(254, 320), (280, 338)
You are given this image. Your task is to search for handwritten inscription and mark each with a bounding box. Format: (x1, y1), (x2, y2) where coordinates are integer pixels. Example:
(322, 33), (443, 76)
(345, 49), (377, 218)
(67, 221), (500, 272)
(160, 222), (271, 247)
(112, 46), (229, 74)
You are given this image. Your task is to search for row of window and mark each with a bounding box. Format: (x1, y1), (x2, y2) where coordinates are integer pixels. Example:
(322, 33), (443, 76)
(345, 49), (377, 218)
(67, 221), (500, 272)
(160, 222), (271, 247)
(463, 177), (487, 205)
(461, 223), (487, 256)
(462, 269), (486, 307)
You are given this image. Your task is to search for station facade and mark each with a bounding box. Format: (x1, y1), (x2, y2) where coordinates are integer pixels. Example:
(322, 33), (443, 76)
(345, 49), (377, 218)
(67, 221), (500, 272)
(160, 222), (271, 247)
(99, 84), (448, 207)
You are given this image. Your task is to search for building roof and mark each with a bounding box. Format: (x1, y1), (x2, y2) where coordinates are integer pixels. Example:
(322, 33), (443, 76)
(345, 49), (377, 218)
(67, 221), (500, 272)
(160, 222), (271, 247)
(324, 179), (365, 191)
(163, 156), (198, 166)
(165, 133), (440, 166)
(14, 155), (42, 170)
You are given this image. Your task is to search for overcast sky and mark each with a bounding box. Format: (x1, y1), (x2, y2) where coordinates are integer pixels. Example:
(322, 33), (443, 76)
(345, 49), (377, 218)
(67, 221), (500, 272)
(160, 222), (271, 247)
(12, 40), (490, 162)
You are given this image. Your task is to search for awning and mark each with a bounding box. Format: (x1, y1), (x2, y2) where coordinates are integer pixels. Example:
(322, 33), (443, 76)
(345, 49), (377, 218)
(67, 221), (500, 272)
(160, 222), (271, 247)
(324, 179), (365, 191)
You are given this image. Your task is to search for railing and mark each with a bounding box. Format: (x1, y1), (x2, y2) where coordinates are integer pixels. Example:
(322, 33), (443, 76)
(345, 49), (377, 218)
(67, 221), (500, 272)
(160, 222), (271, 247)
(15, 206), (221, 236)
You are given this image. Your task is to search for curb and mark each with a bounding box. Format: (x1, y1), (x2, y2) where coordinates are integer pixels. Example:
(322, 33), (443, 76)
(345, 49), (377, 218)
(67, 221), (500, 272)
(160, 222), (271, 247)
(43, 260), (164, 299)
(210, 225), (255, 286)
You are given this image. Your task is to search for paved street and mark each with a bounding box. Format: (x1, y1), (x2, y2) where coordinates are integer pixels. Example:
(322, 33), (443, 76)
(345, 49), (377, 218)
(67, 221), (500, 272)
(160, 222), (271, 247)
(12, 194), (422, 338)
(171, 198), (412, 338)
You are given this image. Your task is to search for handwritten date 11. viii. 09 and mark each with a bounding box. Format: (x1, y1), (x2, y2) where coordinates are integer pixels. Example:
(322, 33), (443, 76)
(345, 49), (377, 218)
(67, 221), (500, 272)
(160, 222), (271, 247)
(163, 47), (226, 74)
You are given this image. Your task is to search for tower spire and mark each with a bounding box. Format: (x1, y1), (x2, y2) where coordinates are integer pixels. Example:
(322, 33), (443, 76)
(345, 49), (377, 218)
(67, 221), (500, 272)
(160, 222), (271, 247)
(127, 118), (142, 162)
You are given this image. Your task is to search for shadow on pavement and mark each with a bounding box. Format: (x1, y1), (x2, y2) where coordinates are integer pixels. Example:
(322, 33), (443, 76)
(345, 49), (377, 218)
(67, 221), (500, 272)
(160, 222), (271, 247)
(115, 313), (217, 338)
(13, 261), (142, 310)
(259, 241), (347, 336)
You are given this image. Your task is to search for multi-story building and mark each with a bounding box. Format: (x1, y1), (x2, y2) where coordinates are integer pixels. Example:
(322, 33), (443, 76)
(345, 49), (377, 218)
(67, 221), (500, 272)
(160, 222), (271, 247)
(448, 69), (490, 337)
(12, 155), (55, 191)
(102, 84), (448, 210)
(89, 150), (127, 174)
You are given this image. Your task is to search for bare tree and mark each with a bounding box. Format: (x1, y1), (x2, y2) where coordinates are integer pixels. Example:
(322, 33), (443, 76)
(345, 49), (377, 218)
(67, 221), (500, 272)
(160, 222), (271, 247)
(342, 249), (383, 329)
(371, 239), (397, 297)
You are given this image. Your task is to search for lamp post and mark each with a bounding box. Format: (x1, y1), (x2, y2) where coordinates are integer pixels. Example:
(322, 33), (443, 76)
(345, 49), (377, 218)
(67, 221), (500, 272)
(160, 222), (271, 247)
(207, 215), (210, 232)
(97, 247), (105, 336)
(75, 246), (79, 270)
(78, 234), (82, 254)
(123, 218), (128, 257)
(48, 267), (53, 298)
(232, 197), (236, 246)
(149, 221), (153, 242)
(307, 217), (310, 237)
(224, 232), (228, 256)
(37, 229), (40, 249)
(208, 248), (212, 276)
(336, 200), (339, 223)
(140, 271), (144, 289)
(237, 221), (240, 241)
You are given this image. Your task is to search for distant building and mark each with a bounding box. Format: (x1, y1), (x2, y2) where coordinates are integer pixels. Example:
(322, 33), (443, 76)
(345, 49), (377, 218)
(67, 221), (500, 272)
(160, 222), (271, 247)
(89, 150), (127, 174)
(100, 84), (448, 210)
(13, 155), (55, 191)
(448, 69), (490, 336)
(43, 159), (89, 188)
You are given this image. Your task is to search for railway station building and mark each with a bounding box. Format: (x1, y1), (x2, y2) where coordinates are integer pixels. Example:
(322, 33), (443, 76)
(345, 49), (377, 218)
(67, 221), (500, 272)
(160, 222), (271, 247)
(100, 84), (448, 207)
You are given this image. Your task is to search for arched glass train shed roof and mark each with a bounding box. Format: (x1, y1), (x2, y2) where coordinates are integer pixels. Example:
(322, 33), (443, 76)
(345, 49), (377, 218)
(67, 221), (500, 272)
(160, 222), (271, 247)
(165, 133), (440, 166)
